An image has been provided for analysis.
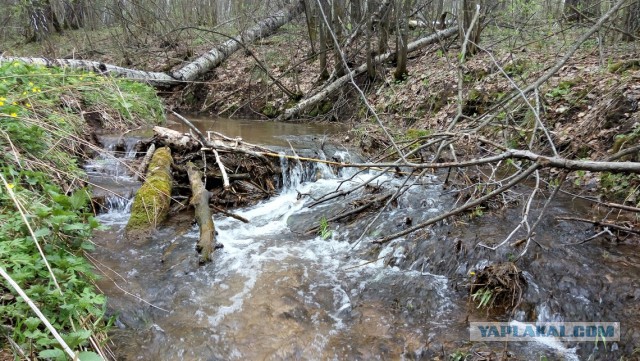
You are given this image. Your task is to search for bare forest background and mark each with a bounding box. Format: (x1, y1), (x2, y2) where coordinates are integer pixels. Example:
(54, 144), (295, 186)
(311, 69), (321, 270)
(2, 0), (638, 63)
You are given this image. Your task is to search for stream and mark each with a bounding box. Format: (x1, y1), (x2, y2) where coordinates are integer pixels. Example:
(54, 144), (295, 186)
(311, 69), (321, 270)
(87, 117), (640, 360)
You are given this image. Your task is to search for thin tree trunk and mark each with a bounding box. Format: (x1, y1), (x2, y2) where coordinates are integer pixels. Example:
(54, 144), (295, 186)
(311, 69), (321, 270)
(623, 0), (640, 41)
(458, 0), (481, 56)
(377, 0), (391, 54)
(394, 0), (411, 81)
(351, 0), (362, 22)
(366, 15), (376, 80)
(303, 0), (317, 54)
(333, 0), (347, 77)
(318, 0), (330, 80)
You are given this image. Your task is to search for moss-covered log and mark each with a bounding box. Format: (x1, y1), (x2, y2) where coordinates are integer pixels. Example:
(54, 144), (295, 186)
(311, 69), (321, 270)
(125, 147), (173, 240)
(186, 162), (216, 264)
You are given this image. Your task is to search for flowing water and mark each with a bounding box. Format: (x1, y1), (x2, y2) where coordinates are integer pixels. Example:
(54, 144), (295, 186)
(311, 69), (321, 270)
(88, 118), (640, 360)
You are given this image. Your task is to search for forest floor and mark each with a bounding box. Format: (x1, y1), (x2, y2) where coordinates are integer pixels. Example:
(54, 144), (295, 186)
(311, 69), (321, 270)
(4, 19), (639, 206)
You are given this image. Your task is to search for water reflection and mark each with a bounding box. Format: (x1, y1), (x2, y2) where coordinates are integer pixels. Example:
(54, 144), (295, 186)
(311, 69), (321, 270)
(167, 115), (350, 148)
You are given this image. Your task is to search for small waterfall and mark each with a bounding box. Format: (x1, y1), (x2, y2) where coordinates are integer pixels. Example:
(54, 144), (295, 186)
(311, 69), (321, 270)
(90, 135), (464, 360)
(86, 135), (142, 214)
(103, 194), (133, 212)
(278, 151), (337, 191)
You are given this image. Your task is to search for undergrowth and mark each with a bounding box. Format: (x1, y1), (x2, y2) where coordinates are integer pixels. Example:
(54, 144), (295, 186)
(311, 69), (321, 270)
(0, 61), (164, 359)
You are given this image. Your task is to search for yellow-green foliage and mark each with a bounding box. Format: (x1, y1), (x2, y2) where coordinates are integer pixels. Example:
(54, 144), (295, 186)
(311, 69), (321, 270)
(126, 147), (173, 233)
(405, 128), (432, 139)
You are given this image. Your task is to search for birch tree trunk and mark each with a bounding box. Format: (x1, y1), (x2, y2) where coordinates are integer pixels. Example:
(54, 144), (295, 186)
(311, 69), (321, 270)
(1, 0), (304, 87)
(171, 0), (305, 82)
(0, 56), (177, 86)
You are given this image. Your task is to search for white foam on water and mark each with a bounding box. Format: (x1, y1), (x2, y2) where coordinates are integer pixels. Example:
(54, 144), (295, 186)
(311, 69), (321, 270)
(509, 320), (580, 361)
(95, 146), (460, 358)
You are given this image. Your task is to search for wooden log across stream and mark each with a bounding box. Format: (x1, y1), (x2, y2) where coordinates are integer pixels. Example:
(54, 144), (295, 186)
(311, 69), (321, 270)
(125, 147), (173, 242)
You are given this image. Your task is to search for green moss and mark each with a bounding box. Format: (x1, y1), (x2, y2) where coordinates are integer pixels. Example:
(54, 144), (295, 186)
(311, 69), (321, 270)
(307, 101), (333, 117)
(611, 131), (639, 154)
(126, 147), (173, 233)
(504, 59), (529, 76)
(405, 128), (432, 139)
(319, 101), (333, 114)
(261, 102), (280, 118)
(608, 59), (640, 74)
(425, 92), (448, 113)
(600, 172), (640, 204)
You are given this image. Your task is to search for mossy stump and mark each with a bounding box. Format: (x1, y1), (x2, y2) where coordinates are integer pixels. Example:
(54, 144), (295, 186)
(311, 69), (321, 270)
(125, 147), (173, 241)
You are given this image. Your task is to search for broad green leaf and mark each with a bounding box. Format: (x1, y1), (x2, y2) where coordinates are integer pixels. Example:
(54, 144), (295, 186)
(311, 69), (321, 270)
(33, 228), (51, 238)
(39, 348), (65, 361)
(78, 351), (104, 361)
(24, 316), (41, 331)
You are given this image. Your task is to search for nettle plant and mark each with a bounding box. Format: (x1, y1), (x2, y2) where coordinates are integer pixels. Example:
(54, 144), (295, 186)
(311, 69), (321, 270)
(0, 61), (164, 359)
(0, 169), (108, 360)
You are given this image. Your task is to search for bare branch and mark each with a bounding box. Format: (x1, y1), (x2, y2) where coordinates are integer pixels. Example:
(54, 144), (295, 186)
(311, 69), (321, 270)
(373, 163), (540, 245)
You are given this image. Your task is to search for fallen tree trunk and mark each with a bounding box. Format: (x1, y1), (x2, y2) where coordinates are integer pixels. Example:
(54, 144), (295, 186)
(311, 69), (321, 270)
(172, 0), (305, 82)
(187, 162), (217, 264)
(125, 147), (173, 241)
(153, 126), (200, 150)
(0, 56), (178, 86)
(0, 0), (304, 86)
(279, 26), (458, 121)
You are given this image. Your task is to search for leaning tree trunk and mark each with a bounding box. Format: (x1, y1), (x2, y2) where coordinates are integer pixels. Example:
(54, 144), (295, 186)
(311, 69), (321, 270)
(2, 0), (304, 87)
(280, 26), (458, 120)
(171, 0), (304, 82)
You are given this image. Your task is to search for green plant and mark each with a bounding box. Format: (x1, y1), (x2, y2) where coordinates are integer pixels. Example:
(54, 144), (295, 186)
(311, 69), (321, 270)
(0, 60), (165, 358)
(450, 350), (468, 361)
(574, 170), (586, 186)
(471, 287), (494, 309)
(471, 206), (485, 218)
(545, 79), (580, 99)
(318, 216), (332, 240)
